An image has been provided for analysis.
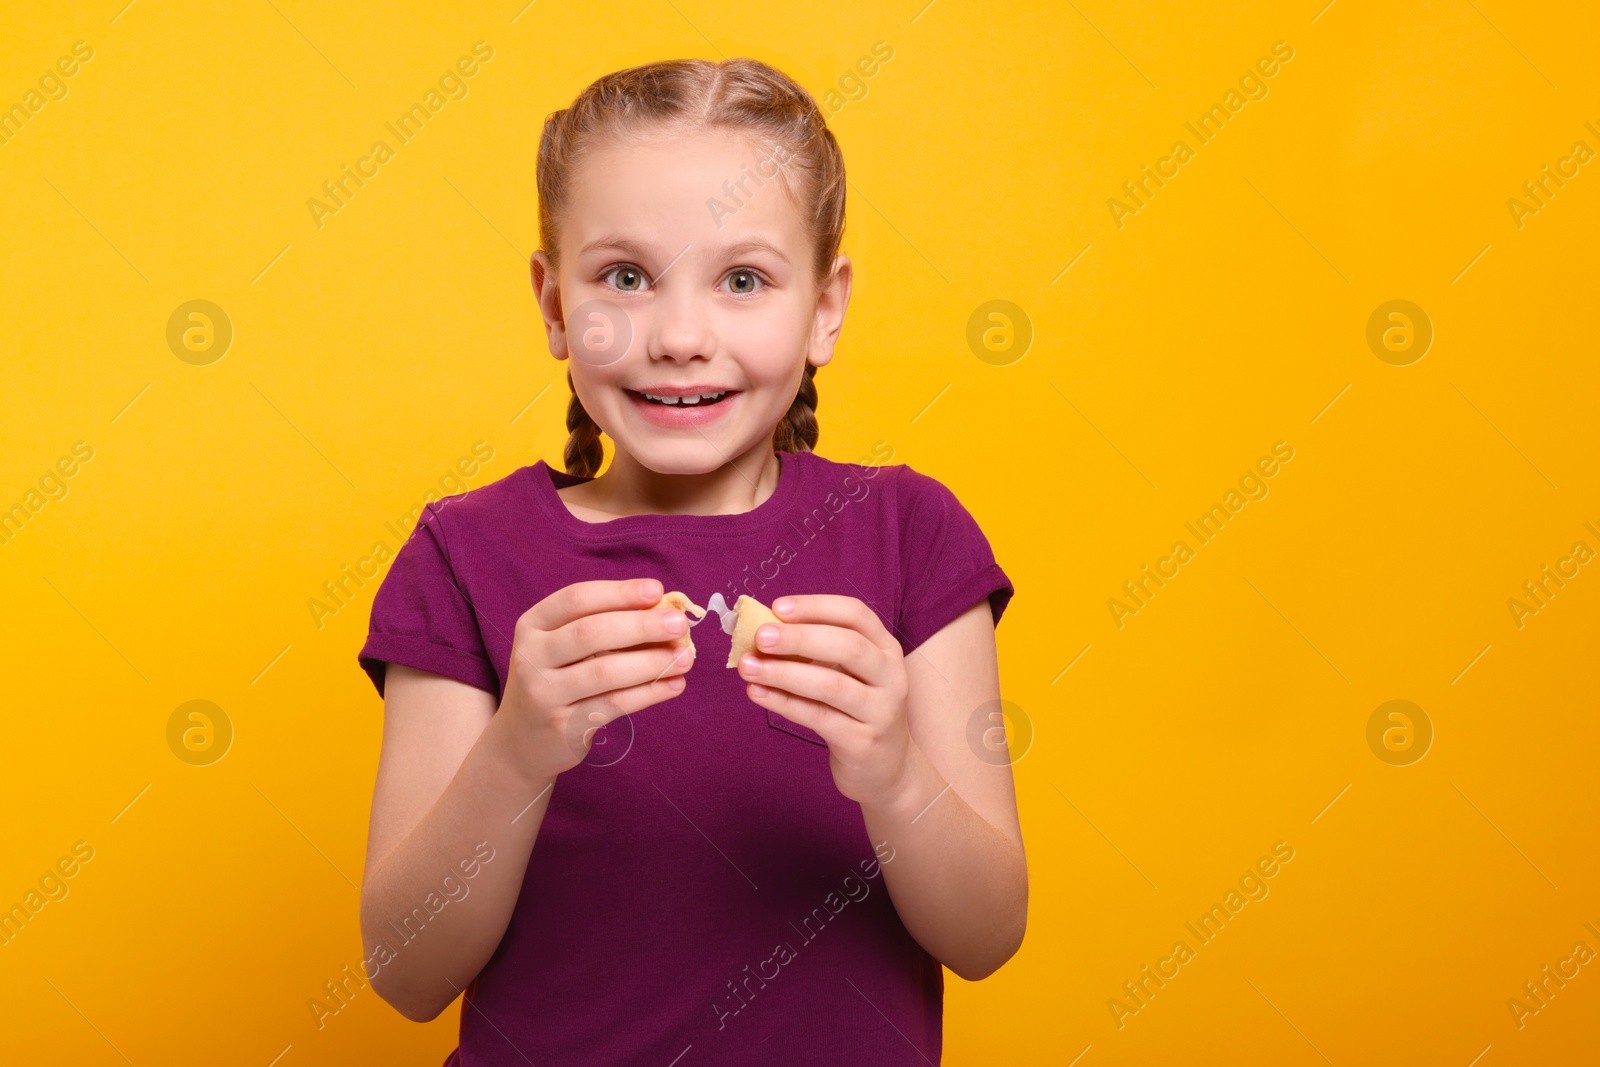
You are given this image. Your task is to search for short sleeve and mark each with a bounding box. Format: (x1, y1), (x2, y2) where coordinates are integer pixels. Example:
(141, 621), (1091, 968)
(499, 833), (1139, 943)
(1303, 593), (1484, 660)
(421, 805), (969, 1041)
(894, 465), (1015, 657)
(356, 503), (498, 699)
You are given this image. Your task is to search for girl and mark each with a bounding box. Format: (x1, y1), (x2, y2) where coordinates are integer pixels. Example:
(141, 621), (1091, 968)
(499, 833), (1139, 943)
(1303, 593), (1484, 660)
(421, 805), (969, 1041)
(357, 57), (1025, 1065)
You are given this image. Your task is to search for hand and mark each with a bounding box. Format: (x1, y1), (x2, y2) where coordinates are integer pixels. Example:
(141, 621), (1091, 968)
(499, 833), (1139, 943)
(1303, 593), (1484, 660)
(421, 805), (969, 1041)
(736, 595), (916, 808)
(500, 578), (695, 781)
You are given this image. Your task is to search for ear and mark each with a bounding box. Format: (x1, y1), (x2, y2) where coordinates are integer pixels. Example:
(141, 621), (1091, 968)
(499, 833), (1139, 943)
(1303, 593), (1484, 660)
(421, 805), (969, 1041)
(806, 254), (852, 369)
(531, 250), (569, 360)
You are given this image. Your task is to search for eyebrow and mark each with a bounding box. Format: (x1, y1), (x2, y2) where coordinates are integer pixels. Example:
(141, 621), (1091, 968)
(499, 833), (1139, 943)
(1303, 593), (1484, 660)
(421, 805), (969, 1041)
(578, 235), (790, 264)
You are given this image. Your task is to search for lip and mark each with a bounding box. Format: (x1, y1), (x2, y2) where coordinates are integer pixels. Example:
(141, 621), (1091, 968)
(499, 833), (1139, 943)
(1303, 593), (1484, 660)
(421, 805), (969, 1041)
(628, 384), (739, 398)
(626, 387), (740, 428)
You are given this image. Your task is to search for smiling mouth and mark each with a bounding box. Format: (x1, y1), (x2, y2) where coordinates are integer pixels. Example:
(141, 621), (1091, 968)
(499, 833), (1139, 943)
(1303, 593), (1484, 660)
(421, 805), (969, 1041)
(626, 389), (738, 407)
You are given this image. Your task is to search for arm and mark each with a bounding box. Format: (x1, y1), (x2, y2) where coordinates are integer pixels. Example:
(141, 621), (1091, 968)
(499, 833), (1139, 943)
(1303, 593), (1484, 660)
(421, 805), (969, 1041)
(359, 578), (695, 1021)
(359, 665), (558, 1021)
(858, 602), (1027, 981)
(740, 595), (1028, 981)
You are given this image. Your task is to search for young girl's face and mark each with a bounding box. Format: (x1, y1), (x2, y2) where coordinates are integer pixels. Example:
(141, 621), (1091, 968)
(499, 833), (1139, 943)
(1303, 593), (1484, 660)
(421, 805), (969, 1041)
(533, 124), (849, 476)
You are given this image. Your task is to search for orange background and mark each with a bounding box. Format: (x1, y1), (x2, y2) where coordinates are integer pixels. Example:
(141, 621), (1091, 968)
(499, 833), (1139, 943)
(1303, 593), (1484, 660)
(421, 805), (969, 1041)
(2, 0), (1597, 1063)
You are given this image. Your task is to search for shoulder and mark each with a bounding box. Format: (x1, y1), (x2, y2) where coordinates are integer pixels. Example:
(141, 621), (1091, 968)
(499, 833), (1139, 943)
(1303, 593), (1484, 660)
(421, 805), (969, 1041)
(792, 449), (984, 527)
(408, 463), (540, 552)
(885, 461), (957, 503)
(793, 448), (926, 501)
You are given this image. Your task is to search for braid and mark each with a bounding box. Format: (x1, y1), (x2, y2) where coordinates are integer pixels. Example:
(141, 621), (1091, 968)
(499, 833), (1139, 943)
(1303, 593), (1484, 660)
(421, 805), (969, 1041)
(563, 367), (606, 477)
(772, 362), (820, 454)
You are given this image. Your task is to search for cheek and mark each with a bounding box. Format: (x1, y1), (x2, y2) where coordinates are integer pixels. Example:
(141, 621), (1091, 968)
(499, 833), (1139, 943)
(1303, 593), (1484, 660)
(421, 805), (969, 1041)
(740, 320), (801, 360)
(726, 301), (810, 363)
(733, 320), (811, 403)
(568, 364), (627, 422)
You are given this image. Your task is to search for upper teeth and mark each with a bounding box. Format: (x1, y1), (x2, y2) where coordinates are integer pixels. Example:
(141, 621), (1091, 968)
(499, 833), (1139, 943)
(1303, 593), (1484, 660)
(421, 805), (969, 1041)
(642, 391), (727, 405)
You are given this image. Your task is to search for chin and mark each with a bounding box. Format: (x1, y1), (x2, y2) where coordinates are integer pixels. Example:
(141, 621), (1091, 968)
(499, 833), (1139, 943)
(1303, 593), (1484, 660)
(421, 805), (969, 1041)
(643, 458), (724, 476)
(619, 444), (734, 477)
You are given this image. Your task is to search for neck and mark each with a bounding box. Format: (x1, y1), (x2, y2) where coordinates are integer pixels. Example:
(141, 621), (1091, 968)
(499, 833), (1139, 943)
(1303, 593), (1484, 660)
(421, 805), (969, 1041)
(582, 444), (783, 518)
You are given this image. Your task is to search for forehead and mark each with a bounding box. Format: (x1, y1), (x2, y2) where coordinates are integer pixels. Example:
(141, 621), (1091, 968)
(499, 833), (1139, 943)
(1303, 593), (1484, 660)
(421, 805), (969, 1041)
(563, 124), (811, 263)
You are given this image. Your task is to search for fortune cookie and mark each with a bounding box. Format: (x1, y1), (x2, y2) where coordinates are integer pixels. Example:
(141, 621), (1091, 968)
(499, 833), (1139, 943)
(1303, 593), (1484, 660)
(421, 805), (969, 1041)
(656, 590), (707, 620)
(725, 595), (778, 669)
(654, 591), (706, 658)
(724, 594), (812, 669)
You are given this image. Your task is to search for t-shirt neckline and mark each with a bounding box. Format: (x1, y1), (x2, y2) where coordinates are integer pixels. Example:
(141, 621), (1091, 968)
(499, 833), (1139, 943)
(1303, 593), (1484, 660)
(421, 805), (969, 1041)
(526, 451), (808, 541)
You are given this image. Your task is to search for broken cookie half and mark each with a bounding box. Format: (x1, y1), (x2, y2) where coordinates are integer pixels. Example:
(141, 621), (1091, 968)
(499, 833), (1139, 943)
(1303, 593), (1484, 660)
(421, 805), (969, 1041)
(724, 594), (780, 669)
(724, 594), (813, 669)
(656, 590), (707, 620)
(654, 591), (707, 658)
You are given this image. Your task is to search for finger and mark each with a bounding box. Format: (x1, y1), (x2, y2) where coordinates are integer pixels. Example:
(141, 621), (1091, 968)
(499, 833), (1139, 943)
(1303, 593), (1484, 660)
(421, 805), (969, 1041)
(546, 603), (690, 669)
(576, 672), (690, 724)
(746, 681), (842, 743)
(737, 653), (866, 721)
(564, 675), (690, 758)
(748, 621), (883, 685)
(525, 578), (663, 634)
(770, 595), (894, 650)
(564, 641), (695, 703)
(640, 636), (697, 684)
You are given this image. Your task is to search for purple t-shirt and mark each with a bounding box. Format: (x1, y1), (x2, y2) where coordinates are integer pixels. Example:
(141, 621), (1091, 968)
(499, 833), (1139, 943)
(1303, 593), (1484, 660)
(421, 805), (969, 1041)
(357, 448), (1013, 1066)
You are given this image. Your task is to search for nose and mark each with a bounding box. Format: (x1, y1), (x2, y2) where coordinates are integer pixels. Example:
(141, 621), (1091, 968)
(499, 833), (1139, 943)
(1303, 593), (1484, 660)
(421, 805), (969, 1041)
(646, 275), (712, 363)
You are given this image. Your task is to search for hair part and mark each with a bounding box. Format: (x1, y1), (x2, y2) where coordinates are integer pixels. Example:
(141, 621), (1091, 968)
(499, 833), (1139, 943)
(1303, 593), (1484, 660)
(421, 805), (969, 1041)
(539, 58), (846, 477)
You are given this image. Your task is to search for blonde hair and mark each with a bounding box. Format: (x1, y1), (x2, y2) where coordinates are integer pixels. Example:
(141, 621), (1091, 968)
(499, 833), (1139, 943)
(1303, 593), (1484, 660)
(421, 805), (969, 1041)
(536, 58), (846, 477)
